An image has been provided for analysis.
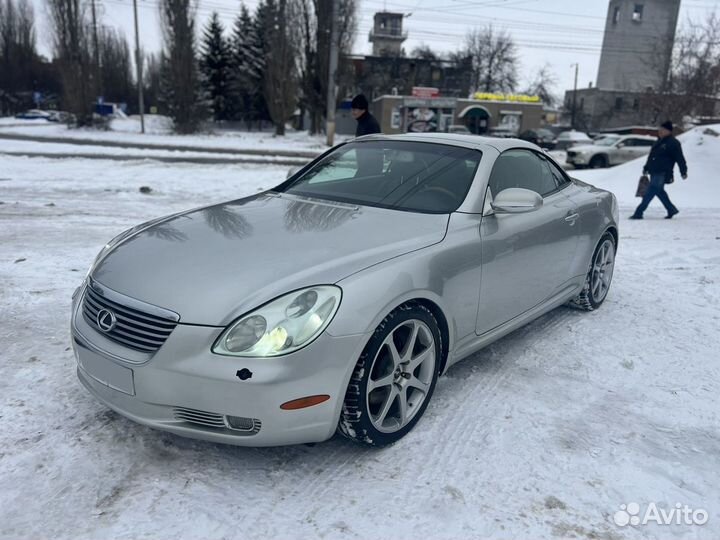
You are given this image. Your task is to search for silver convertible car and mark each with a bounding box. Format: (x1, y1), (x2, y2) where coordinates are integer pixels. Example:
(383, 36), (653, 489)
(71, 133), (618, 447)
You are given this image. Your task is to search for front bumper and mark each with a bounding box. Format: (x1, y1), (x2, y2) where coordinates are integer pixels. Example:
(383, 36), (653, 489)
(566, 152), (589, 165)
(71, 283), (369, 447)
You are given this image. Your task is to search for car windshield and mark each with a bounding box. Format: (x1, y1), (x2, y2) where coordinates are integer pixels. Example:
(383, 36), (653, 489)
(276, 140), (482, 214)
(595, 136), (621, 146)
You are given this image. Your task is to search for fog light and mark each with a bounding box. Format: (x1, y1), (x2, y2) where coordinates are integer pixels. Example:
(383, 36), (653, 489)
(225, 415), (257, 431)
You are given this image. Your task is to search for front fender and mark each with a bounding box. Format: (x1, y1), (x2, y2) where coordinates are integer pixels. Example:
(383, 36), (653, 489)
(326, 213), (485, 361)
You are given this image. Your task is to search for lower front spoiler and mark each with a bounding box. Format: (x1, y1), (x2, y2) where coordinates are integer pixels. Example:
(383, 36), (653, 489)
(77, 366), (340, 447)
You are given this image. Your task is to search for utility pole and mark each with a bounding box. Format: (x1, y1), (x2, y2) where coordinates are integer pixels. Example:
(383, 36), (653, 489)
(132, 0), (145, 134)
(325, 0), (340, 146)
(570, 63), (578, 129)
(90, 0), (100, 98)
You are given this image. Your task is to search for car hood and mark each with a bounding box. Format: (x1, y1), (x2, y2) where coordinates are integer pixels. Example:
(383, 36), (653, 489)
(568, 144), (601, 153)
(92, 192), (449, 325)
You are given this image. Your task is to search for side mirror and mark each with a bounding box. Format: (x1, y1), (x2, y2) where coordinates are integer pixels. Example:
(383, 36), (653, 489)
(286, 166), (300, 179)
(490, 188), (543, 214)
(616, 142), (625, 148)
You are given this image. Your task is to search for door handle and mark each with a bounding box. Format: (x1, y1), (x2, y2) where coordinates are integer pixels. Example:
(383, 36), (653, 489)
(564, 213), (579, 223)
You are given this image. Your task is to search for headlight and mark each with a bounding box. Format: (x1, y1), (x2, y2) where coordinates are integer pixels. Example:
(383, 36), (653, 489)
(213, 286), (342, 357)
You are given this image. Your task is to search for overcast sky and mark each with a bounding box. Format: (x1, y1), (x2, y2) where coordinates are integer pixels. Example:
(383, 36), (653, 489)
(31, 0), (719, 96)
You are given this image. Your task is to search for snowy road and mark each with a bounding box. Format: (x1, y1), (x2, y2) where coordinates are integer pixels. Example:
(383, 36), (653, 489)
(1, 153), (719, 539)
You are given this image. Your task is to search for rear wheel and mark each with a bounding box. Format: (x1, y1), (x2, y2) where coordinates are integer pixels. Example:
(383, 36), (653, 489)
(569, 232), (616, 311)
(338, 304), (441, 447)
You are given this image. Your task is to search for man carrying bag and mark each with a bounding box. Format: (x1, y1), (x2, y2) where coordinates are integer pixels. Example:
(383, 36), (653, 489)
(630, 121), (688, 220)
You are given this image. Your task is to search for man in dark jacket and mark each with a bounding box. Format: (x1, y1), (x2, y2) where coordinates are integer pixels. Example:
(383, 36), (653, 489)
(630, 121), (688, 219)
(351, 94), (381, 137)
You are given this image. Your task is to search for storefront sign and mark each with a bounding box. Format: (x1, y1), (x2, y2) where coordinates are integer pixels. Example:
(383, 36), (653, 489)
(403, 97), (457, 108)
(412, 86), (440, 98)
(472, 92), (541, 103)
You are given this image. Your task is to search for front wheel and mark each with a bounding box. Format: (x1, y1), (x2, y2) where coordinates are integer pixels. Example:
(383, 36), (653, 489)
(338, 304), (441, 447)
(589, 155), (608, 169)
(569, 232), (616, 311)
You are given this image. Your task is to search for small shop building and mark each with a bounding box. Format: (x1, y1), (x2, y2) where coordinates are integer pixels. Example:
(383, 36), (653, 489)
(370, 91), (545, 136)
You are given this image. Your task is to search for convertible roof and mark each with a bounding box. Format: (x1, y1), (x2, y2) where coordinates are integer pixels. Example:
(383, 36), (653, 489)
(355, 132), (540, 153)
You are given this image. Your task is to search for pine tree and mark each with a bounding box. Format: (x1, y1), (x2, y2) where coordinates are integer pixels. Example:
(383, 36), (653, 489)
(159, 0), (206, 133)
(200, 12), (232, 122)
(247, 0), (272, 127)
(229, 3), (263, 123)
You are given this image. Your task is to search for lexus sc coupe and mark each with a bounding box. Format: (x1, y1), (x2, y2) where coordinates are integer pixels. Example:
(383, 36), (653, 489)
(71, 133), (618, 447)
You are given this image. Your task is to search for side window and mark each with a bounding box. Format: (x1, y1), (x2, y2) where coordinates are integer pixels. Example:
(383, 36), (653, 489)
(540, 155), (570, 190)
(488, 149), (558, 198)
(635, 139), (653, 147)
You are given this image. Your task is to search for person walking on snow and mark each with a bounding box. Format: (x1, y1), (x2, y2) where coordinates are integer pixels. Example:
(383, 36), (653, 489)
(630, 120), (687, 220)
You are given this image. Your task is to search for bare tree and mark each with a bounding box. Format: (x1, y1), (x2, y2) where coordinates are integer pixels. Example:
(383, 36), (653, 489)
(462, 25), (517, 93)
(262, 0), (301, 135)
(159, 0), (206, 133)
(411, 44), (439, 61)
(643, 11), (720, 125)
(0, 0), (37, 110)
(141, 53), (162, 113)
(299, 0), (357, 134)
(47, 0), (95, 124)
(98, 27), (133, 107)
(524, 64), (558, 106)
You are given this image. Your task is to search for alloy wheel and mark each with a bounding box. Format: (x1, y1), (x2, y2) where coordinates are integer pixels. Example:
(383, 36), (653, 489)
(591, 238), (615, 302)
(366, 319), (436, 433)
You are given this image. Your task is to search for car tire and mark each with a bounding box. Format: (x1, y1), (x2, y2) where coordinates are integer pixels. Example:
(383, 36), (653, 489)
(589, 155), (608, 169)
(338, 303), (441, 447)
(568, 232), (616, 311)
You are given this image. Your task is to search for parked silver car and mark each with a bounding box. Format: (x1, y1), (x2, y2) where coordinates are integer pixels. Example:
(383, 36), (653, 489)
(553, 130), (593, 151)
(71, 134), (619, 447)
(567, 134), (656, 168)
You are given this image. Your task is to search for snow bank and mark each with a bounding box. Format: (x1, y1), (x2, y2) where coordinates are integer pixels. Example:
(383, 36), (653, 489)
(573, 124), (720, 209)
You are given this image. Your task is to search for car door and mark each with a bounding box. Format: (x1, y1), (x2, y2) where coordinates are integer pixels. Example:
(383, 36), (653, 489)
(611, 137), (631, 165)
(476, 149), (579, 335)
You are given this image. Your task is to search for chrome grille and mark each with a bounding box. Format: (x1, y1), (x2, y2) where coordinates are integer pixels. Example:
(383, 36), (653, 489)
(173, 407), (226, 428)
(82, 285), (177, 353)
(173, 407), (262, 435)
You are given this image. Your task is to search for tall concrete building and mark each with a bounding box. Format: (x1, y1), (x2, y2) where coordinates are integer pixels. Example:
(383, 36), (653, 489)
(368, 12), (407, 56)
(596, 0), (681, 92)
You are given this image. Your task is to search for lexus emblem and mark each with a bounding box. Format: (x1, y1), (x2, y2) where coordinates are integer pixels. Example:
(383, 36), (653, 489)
(96, 309), (117, 332)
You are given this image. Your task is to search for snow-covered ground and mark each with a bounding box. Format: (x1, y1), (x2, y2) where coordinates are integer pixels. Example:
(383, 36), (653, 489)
(0, 115), (346, 154)
(1, 126), (719, 539)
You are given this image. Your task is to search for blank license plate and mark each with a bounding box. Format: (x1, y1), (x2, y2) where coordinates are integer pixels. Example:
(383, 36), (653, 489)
(77, 343), (135, 395)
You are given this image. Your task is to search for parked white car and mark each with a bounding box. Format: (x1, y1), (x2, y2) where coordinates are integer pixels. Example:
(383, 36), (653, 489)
(567, 134), (656, 169)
